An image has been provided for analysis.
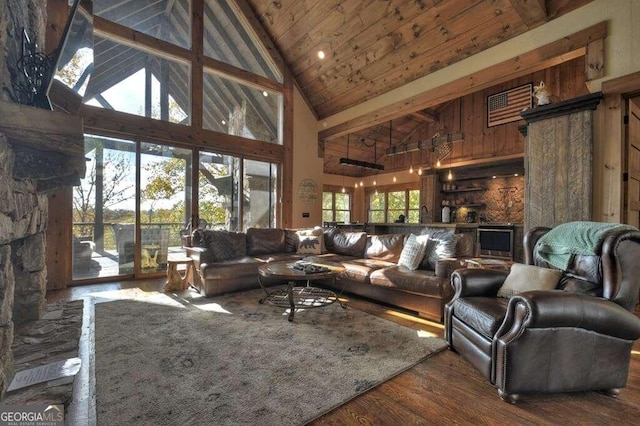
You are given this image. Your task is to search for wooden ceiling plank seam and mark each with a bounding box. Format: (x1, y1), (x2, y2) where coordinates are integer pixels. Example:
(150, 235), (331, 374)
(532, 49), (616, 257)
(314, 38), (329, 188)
(509, 0), (548, 27)
(318, 21), (605, 141)
(273, 0), (357, 54)
(310, 1), (518, 113)
(232, 0), (287, 77)
(297, 0), (486, 91)
(253, 0), (325, 45)
(291, 0), (439, 81)
(314, 16), (531, 116)
(205, 1), (280, 83)
(282, 0), (378, 66)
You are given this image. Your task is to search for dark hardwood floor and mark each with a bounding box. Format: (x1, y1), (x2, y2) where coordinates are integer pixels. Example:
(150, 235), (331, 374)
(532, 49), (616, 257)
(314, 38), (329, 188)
(47, 280), (640, 425)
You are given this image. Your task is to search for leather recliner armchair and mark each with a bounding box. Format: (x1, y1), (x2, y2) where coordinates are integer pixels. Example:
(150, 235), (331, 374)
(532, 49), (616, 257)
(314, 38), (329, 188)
(444, 225), (640, 402)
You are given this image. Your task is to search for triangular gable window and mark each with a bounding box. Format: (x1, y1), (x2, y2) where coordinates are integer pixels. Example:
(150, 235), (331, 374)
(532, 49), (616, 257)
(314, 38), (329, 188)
(203, 0), (281, 83)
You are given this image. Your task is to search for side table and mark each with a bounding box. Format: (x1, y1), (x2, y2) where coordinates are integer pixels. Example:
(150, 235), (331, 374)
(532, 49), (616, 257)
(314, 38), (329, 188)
(165, 257), (196, 292)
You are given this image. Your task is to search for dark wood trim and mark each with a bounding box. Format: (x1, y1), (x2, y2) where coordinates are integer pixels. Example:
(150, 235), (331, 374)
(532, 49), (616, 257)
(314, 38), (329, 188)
(79, 104), (284, 163)
(521, 92), (603, 123)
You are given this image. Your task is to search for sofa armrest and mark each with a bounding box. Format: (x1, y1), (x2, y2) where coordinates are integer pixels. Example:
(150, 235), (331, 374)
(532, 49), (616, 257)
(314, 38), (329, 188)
(497, 291), (640, 341)
(186, 247), (212, 270)
(435, 258), (466, 278)
(450, 268), (509, 299)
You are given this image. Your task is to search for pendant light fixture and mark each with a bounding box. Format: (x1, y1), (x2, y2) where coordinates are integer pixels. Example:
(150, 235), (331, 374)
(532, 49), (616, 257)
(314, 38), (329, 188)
(390, 120), (397, 182)
(447, 139), (453, 181)
(417, 140), (423, 175)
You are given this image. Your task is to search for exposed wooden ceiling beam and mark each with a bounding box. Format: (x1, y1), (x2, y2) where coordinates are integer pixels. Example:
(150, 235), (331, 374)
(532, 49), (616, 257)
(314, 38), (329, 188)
(319, 21), (605, 142)
(410, 110), (438, 122)
(509, 0), (548, 27)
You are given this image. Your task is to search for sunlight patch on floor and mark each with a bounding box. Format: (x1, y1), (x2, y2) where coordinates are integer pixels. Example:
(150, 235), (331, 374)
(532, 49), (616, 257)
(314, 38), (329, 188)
(88, 289), (186, 308)
(416, 329), (439, 338)
(385, 310), (445, 329)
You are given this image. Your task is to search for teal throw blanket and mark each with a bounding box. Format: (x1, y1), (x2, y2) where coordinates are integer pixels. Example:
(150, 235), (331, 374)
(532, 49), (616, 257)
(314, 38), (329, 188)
(535, 221), (637, 270)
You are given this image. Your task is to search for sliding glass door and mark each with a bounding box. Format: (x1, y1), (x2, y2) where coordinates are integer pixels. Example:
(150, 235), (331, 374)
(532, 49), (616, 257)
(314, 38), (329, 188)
(73, 135), (136, 280)
(73, 138), (278, 282)
(139, 143), (192, 275)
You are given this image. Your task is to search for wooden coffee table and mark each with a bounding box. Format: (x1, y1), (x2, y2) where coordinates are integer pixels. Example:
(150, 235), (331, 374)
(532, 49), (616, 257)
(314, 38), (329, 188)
(257, 261), (346, 322)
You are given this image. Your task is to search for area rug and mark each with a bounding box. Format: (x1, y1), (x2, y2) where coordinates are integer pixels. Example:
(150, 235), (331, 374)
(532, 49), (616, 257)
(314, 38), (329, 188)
(94, 288), (447, 425)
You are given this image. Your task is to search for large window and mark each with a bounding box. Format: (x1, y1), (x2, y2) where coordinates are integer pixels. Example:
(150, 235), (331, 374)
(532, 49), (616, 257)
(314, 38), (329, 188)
(368, 188), (420, 223)
(72, 0), (288, 283)
(322, 190), (351, 224)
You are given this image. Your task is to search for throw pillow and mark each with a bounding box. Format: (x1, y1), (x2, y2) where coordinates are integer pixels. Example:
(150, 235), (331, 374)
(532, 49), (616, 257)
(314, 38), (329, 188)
(398, 234), (427, 270)
(497, 263), (563, 298)
(297, 234), (323, 254)
(208, 231), (237, 261)
(420, 229), (456, 270)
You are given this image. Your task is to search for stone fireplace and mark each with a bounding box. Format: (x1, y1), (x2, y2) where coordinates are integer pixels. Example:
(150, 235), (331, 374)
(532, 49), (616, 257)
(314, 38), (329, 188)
(0, 0), (86, 398)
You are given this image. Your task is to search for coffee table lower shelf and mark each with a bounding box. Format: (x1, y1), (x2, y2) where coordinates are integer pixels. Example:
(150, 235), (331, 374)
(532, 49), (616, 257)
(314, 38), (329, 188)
(257, 261), (346, 321)
(260, 286), (342, 319)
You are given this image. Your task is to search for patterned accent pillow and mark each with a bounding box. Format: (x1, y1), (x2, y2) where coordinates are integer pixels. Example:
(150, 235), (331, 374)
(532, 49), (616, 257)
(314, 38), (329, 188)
(297, 235), (322, 254)
(420, 229), (456, 271)
(208, 231), (237, 261)
(398, 234), (427, 270)
(297, 228), (325, 253)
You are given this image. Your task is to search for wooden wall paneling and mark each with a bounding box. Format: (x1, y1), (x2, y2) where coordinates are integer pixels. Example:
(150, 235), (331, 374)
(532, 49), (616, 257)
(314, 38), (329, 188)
(472, 91), (484, 159)
(45, 187), (72, 289)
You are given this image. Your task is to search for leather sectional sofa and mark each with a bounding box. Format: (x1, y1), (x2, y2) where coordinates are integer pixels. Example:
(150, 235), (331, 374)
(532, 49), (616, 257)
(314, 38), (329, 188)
(186, 227), (473, 322)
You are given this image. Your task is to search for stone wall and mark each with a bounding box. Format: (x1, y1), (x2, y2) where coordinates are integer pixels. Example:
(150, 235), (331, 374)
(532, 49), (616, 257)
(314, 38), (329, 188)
(0, 134), (49, 397)
(0, 0), (47, 103)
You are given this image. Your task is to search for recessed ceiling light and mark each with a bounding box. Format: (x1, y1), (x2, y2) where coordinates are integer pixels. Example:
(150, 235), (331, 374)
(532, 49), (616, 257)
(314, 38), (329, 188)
(221, 120), (226, 125)
(262, 91), (268, 97)
(318, 50), (325, 59)
(514, 173), (519, 176)
(492, 176), (497, 179)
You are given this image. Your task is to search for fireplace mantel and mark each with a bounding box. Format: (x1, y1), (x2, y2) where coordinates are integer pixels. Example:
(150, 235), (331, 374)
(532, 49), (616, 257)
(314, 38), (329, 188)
(0, 101), (86, 190)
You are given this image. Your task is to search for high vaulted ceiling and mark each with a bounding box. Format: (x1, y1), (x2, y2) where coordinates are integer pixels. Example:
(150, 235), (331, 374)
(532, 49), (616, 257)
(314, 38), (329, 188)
(247, 0), (597, 176)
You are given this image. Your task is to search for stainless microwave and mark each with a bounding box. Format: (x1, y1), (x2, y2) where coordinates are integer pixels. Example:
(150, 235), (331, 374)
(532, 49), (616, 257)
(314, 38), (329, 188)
(476, 227), (514, 259)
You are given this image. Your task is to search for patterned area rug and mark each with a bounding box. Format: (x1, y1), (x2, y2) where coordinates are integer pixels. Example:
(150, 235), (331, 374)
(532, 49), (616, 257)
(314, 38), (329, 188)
(94, 288), (447, 425)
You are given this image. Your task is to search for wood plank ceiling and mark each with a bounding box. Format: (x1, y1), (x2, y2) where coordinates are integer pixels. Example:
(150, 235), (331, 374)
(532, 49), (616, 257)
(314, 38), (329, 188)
(247, 0), (596, 176)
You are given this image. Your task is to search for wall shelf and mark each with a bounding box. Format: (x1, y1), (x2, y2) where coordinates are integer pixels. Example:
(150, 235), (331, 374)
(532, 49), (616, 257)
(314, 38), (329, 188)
(441, 187), (486, 194)
(451, 203), (485, 208)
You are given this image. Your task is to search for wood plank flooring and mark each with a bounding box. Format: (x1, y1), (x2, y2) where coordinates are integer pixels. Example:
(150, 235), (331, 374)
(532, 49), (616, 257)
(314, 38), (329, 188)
(47, 279), (640, 425)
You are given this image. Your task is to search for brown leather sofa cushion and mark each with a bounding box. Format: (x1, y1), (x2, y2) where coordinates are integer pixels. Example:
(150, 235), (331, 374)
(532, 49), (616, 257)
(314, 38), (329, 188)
(246, 228), (286, 255)
(340, 258), (394, 282)
(328, 231), (367, 257)
(365, 234), (405, 262)
(451, 297), (510, 340)
(369, 266), (452, 297)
